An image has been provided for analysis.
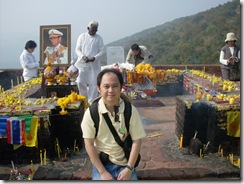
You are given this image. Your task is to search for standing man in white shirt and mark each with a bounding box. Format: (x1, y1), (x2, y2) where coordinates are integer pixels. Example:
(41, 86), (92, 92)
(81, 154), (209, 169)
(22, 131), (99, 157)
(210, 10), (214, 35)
(20, 40), (39, 82)
(75, 20), (105, 103)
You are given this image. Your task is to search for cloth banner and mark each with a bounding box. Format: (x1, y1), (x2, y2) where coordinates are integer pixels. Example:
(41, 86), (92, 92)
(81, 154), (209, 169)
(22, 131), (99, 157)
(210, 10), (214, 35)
(226, 111), (240, 137)
(25, 116), (39, 147)
(19, 115), (39, 147)
(19, 115), (32, 133)
(7, 118), (25, 145)
(0, 116), (9, 138)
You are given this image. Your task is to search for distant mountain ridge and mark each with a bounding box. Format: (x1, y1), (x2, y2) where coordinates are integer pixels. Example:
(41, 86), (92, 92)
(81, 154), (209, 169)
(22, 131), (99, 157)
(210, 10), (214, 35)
(103, 0), (240, 65)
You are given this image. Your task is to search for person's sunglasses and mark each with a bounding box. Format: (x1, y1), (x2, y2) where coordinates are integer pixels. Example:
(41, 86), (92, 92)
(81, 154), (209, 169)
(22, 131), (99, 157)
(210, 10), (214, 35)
(114, 106), (120, 123)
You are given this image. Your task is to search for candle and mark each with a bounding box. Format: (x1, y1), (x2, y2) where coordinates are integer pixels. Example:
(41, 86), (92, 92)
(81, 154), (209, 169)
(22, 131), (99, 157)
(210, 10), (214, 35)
(218, 145), (221, 156)
(203, 67), (205, 73)
(221, 149), (223, 157)
(11, 161), (15, 171)
(56, 138), (61, 158)
(20, 77), (23, 84)
(212, 75), (215, 86)
(40, 150), (43, 166)
(11, 79), (13, 88)
(179, 135), (183, 148)
(44, 149), (46, 165)
(237, 158), (240, 168)
(11, 160), (17, 174)
(17, 77), (19, 85)
(200, 149), (203, 158)
(230, 154), (233, 164)
(73, 140), (76, 152)
(31, 160), (34, 173)
(57, 144), (60, 159)
(10, 169), (13, 180)
(76, 146), (79, 152)
(229, 98), (235, 105)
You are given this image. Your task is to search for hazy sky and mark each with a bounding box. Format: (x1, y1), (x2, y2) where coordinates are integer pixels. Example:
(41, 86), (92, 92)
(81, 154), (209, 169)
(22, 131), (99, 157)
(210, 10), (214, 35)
(0, 0), (236, 69)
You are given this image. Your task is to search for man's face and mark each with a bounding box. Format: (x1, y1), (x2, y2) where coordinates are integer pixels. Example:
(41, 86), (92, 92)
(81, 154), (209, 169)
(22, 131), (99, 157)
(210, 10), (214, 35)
(49, 36), (61, 47)
(27, 48), (35, 53)
(227, 40), (235, 47)
(88, 26), (98, 36)
(132, 50), (140, 55)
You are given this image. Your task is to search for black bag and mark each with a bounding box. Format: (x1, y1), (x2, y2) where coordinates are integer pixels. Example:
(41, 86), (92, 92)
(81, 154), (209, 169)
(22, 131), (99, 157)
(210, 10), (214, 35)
(99, 152), (110, 165)
(229, 62), (240, 81)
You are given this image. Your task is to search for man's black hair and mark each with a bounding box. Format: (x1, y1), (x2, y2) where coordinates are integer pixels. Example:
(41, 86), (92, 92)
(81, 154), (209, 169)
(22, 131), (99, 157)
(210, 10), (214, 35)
(97, 68), (124, 88)
(25, 40), (37, 50)
(131, 44), (140, 51)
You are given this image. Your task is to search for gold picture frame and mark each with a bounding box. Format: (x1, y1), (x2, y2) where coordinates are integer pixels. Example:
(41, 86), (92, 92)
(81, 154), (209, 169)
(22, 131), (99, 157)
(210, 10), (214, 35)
(40, 24), (71, 67)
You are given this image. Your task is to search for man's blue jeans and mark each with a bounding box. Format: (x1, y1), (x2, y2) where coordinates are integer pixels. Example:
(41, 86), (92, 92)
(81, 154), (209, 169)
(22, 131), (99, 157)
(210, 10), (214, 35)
(92, 161), (138, 180)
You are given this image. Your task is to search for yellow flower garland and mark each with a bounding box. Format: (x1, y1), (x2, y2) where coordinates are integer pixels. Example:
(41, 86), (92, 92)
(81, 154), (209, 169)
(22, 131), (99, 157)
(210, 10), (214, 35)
(57, 91), (89, 115)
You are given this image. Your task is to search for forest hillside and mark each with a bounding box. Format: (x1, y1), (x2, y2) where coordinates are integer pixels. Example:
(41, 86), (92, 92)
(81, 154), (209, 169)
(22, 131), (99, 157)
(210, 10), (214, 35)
(103, 0), (240, 65)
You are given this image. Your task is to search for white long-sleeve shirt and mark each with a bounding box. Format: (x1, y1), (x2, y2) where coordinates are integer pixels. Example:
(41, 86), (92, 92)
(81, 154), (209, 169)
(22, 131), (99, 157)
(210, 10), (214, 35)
(19, 49), (39, 81)
(125, 45), (152, 66)
(75, 32), (105, 69)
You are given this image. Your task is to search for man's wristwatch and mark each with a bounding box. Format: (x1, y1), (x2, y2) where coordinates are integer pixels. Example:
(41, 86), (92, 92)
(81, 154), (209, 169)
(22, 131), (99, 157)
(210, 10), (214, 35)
(126, 165), (134, 172)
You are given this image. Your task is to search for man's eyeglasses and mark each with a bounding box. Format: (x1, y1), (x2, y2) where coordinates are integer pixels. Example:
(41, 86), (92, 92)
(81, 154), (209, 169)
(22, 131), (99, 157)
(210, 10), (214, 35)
(114, 106), (120, 123)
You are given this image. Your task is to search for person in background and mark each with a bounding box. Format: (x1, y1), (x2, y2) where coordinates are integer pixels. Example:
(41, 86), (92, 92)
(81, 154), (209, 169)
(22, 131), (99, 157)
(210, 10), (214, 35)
(81, 69), (146, 180)
(125, 44), (153, 66)
(219, 32), (240, 80)
(75, 20), (105, 104)
(20, 40), (39, 82)
(44, 29), (68, 65)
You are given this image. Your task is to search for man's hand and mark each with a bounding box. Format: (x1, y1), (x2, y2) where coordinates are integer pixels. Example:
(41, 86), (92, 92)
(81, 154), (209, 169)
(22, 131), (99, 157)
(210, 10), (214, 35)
(82, 56), (95, 63)
(227, 56), (235, 64)
(88, 57), (95, 62)
(82, 56), (89, 63)
(100, 170), (115, 180)
(117, 167), (132, 180)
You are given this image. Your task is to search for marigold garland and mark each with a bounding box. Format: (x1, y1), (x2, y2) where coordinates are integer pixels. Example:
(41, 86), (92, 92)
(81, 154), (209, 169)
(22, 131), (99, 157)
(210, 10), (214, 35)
(57, 91), (89, 115)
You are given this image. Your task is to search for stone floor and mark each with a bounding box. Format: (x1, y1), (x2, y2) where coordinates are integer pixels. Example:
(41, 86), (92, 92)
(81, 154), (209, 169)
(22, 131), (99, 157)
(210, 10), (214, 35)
(0, 96), (240, 181)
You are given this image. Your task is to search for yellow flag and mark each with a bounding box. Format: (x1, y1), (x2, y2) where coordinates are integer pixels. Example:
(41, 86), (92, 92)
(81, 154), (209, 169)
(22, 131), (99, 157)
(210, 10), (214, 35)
(227, 111), (240, 137)
(24, 116), (39, 147)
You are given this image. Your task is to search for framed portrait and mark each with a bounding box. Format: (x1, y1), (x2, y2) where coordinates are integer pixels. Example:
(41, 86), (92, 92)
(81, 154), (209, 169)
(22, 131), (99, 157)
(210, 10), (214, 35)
(40, 24), (71, 67)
